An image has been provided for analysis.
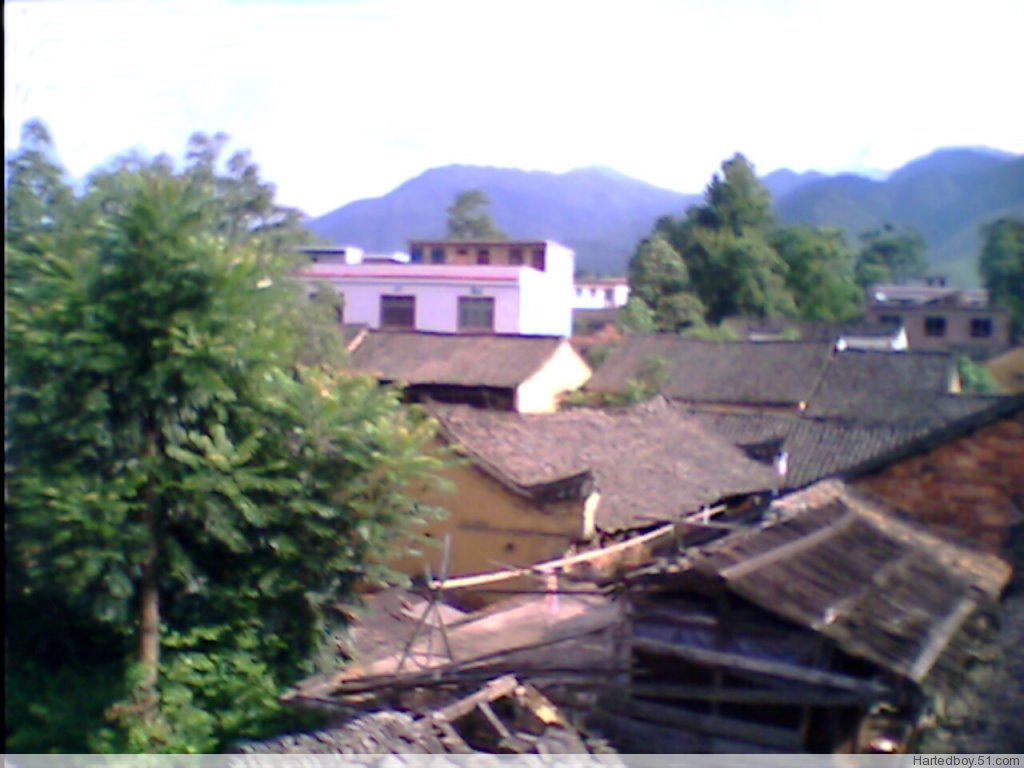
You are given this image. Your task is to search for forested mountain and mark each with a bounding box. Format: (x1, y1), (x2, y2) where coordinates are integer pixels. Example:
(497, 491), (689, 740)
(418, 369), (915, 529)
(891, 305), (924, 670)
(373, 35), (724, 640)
(775, 149), (1024, 285)
(308, 149), (1023, 284)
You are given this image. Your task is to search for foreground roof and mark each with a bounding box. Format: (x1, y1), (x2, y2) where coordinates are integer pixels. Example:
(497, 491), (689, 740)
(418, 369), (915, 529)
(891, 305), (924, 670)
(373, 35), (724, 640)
(349, 331), (571, 389)
(585, 336), (833, 407)
(431, 398), (779, 532)
(687, 481), (1010, 684)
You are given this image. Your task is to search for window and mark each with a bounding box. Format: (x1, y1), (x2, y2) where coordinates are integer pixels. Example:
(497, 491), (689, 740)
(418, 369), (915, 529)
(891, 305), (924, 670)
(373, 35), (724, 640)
(430, 248), (445, 264)
(970, 317), (993, 338)
(476, 248), (490, 265)
(879, 314), (902, 326)
(531, 248), (546, 271)
(924, 316), (947, 337)
(410, 246), (424, 264)
(380, 295), (415, 329)
(604, 288), (614, 302)
(456, 247), (469, 256)
(509, 248), (524, 265)
(458, 296), (495, 332)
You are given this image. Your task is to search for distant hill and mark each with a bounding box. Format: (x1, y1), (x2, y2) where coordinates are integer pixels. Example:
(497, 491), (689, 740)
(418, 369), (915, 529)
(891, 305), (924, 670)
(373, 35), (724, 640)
(308, 148), (1024, 283)
(775, 148), (1024, 286)
(307, 165), (697, 275)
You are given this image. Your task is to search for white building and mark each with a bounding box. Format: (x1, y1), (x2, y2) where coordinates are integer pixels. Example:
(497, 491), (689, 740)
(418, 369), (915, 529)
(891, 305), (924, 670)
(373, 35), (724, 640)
(296, 240), (575, 338)
(573, 277), (630, 310)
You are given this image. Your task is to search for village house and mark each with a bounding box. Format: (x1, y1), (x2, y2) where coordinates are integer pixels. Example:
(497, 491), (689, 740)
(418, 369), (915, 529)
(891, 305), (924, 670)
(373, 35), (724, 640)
(605, 481), (1011, 753)
(347, 331), (592, 413)
(388, 398), (779, 588)
(288, 480), (1010, 754)
(573, 276), (630, 310)
(866, 277), (1011, 355)
(297, 240), (576, 338)
(847, 393), (1024, 553)
(585, 336), (967, 422)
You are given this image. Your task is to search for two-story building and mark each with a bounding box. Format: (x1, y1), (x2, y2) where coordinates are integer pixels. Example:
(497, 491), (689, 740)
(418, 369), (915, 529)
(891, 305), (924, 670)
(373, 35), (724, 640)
(297, 240), (575, 338)
(865, 276), (1011, 355)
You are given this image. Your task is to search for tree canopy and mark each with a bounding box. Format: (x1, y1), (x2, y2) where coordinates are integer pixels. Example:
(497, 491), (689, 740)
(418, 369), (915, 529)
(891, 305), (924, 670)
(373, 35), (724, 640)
(853, 223), (928, 289)
(445, 189), (507, 240)
(5, 123), (444, 752)
(979, 217), (1024, 342)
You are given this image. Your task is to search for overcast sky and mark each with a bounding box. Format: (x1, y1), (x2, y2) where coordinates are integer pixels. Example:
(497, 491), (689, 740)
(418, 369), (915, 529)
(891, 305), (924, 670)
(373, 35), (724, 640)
(6, 0), (1024, 217)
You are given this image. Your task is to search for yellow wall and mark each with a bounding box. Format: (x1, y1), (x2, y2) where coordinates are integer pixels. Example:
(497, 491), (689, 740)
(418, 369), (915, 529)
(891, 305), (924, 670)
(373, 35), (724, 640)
(516, 341), (592, 413)
(389, 459), (587, 581)
(987, 347), (1024, 394)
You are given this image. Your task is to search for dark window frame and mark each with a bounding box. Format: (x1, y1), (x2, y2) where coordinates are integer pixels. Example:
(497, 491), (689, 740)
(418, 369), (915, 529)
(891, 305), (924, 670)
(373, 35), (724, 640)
(430, 248), (445, 264)
(509, 248), (524, 265)
(380, 295), (416, 330)
(970, 317), (993, 338)
(924, 316), (947, 337)
(458, 296), (495, 333)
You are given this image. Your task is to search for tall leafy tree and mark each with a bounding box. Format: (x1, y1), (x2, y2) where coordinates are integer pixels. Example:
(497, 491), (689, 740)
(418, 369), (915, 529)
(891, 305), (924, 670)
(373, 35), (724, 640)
(979, 217), (1024, 341)
(854, 223), (928, 288)
(652, 155), (793, 324)
(627, 236), (705, 331)
(771, 225), (862, 321)
(6, 131), (444, 752)
(445, 189), (506, 240)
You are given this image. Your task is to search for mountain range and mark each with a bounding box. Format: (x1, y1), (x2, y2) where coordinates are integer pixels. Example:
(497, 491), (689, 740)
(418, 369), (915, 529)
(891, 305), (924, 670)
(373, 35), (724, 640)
(308, 148), (1024, 286)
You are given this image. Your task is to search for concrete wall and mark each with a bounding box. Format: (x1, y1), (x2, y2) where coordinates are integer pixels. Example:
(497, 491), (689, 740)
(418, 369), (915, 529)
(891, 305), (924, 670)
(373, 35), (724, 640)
(853, 411), (1024, 552)
(866, 306), (1011, 353)
(574, 281), (630, 310)
(519, 267), (574, 338)
(515, 340), (592, 413)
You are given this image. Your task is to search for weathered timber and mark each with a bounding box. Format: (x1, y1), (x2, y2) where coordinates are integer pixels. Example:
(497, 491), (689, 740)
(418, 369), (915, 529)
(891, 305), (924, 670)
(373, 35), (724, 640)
(602, 696), (804, 750)
(632, 636), (887, 694)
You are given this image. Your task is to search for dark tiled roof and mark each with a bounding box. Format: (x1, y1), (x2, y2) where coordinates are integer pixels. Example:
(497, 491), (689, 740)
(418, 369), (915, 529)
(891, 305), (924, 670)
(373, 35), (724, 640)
(805, 350), (964, 425)
(686, 408), (927, 489)
(349, 331), (569, 389)
(690, 481), (1010, 684)
(585, 336), (834, 407)
(431, 398), (779, 532)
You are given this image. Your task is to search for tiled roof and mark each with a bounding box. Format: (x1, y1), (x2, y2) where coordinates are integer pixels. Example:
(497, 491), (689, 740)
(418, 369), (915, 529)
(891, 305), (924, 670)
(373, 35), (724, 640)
(585, 336), (835, 407)
(686, 408), (927, 489)
(349, 332), (569, 389)
(689, 481), (1010, 684)
(804, 350), (960, 424)
(430, 398), (779, 532)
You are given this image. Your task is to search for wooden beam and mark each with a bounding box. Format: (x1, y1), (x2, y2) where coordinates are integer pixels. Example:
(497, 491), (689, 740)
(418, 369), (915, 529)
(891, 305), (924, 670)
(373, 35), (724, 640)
(627, 683), (870, 707)
(719, 511), (857, 581)
(603, 697), (804, 750)
(909, 595), (976, 682)
(632, 636), (887, 695)
(429, 675), (519, 723)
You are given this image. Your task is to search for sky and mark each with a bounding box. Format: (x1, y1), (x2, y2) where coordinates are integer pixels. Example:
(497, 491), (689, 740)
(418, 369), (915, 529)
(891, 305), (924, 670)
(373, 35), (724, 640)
(6, 0), (1024, 218)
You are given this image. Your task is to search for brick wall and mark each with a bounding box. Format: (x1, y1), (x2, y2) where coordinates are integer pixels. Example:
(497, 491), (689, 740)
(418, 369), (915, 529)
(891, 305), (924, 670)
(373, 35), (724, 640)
(854, 412), (1024, 552)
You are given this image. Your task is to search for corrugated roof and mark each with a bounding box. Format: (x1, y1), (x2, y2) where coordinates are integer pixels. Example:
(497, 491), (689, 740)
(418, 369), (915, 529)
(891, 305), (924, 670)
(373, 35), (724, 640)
(689, 481), (1010, 683)
(585, 336), (835, 407)
(349, 332), (568, 389)
(431, 398), (779, 532)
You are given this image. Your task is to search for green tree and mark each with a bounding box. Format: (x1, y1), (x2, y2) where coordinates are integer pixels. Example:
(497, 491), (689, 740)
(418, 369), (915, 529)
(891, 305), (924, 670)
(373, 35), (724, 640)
(854, 223), (928, 288)
(771, 226), (862, 321)
(445, 189), (506, 240)
(957, 355), (1000, 394)
(6, 132), (444, 752)
(979, 218), (1024, 342)
(627, 236), (705, 331)
(653, 154), (793, 324)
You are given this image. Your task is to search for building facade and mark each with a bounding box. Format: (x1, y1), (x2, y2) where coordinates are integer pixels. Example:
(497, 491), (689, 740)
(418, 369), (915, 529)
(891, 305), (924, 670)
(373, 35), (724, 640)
(297, 240), (575, 338)
(866, 278), (1011, 355)
(573, 277), (630, 310)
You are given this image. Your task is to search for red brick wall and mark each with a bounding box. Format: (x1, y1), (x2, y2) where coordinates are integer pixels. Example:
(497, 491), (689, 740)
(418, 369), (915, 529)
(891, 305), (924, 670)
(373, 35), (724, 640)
(854, 412), (1024, 552)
